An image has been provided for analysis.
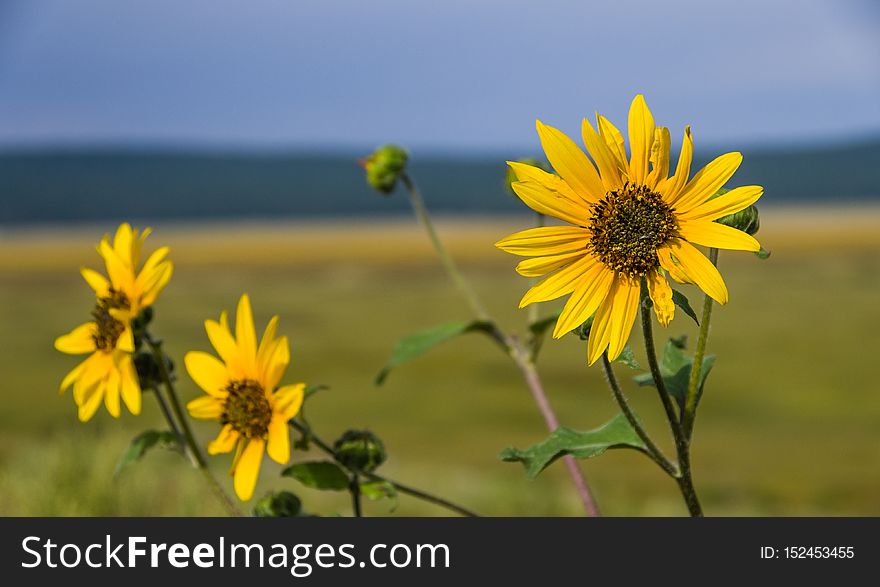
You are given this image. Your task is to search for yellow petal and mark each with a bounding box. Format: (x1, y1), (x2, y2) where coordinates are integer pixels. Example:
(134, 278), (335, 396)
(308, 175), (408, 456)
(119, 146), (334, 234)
(59, 358), (88, 394)
(661, 126), (693, 202)
(104, 366), (121, 418)
(273, 383), (305, 420)
(266, 417), (291, 465)
(134, 246), (170, 289)
(646, 127), (671, 189)
(77, 382), (104, 422)
(607, 276), (641, 360)
(263, 336), (290, 392)
(586, 286), (616, 366)
(535, 120), (604, 202)
(139, 264), (173, 308)
(205, 316), (242, 376)
(257, 315), (280, 362)
(596, 114), (629, 174)
(581, 118), (623, 191)
(187, 395), (223, 419)
(627, 95), (655, 185)
(647, 271), (675, 327)
(113, 223), (134, 266)
(233, 438), (265, 501)
(519, 254), (600, 307)
(657, 247), (694, 285)
(661, 239), (728, 304)
(99, 238), (135, 293)
(552, 264), (615, 338)
(208, 424), (240, 455)
(679, 220), (761, 252)
(119, 354), (141, 414)
(515, 250), (587, 277)
(117, 325), (135, 353)
(510, 181), (591, 226)
(184, 351), (230, 397)
(677, 185), (763, 223)
(507, 161), (587, 208)
(673, 152), (742, 210)
(495, 226), (591, 257)
(55, 323), (97, 355)
(235, 294), (257, 371)
(81, 268), (110, 297)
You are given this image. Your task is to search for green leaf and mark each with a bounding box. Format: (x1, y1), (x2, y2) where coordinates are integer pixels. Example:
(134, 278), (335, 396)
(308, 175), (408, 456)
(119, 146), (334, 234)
(359, 480), (398, 512)
(634, 337), (715, 408)
(282, 461), (351, 490)
(613, 346), (640, 369)
(375, 320), (494, 385)
(499, 414), (646, 478)
(671, 289), (700, 326)
(114, 430), (178, 477)
(528, 309), (561, 338)
(304, 384), (328, 400)
(253, 491), (303, 518)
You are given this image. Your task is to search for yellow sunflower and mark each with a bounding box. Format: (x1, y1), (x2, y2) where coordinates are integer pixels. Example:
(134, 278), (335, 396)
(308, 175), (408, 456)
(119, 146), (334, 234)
(497, 95), (763, 365)
(185, 294), (305, 501)
(55, 223), (174, 421)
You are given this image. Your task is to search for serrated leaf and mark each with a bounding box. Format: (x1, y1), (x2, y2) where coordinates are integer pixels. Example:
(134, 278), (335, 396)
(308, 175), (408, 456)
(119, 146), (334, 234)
(282, 461), (350, 490)
(499, 414), (646, 478)
(671, 289), (700, 326)
(613, 346), (640, 369)
(375, 320), (494, 385)
(634, 337), (715, 408)
(114, 430), (178, 477)
(359, 480), (398, 512)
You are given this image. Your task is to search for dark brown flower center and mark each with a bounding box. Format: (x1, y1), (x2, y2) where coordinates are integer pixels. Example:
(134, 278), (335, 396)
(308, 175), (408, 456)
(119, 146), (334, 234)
(589, 183), (678, 277)
(222, 379), (272, 439)
(91, 288), (130, 351)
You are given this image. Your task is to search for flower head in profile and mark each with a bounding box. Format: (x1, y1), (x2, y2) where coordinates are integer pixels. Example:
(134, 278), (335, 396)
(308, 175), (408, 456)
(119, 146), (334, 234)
(497, 95), (763, 365)
(186, 294), (305, 501)
(55, 223), (174, 421)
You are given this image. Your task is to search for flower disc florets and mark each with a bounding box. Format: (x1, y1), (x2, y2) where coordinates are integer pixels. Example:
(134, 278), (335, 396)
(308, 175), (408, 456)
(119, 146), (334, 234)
(91, 288), (130, 351)
(222, 379), (272, 439)
(589, 183), (678, 277)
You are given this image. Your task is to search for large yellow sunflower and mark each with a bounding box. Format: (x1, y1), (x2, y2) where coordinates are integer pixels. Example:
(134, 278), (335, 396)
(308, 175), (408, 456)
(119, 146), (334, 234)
(497, 95), (763, 365)
(185, 294), (305, 501)
(55, 223), (174, 421)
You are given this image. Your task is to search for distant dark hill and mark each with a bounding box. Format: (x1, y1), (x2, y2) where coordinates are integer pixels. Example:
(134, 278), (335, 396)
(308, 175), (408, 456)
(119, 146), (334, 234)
(1, 140), (878, 226)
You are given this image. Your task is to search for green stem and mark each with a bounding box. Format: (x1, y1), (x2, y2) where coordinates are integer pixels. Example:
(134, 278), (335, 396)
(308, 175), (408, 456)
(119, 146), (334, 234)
(145, 334), (243, 517)
(640, 298), (703, 517)
(399, 172), (600, 517)
(600, 355), (678, 477)
(350, 473), (363, 517)
(682, 248), (719, 440)
(401, 173), (491, 322)
(150, 384), (182, 441)
(289, 419), (479, 517)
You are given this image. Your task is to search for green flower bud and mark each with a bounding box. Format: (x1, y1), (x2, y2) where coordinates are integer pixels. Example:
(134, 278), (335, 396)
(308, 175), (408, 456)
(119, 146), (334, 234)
(253, 491), (302, 518)
(333, 430), (387, 473)
(134, 351), (174, 390)
(504, 158), (550, 197)
(130, 307), (153, 350)
(361, 145), (409, 195)
(716, 204), (760, 236)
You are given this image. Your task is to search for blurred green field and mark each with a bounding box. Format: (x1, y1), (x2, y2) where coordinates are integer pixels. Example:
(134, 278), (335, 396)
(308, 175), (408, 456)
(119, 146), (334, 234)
(1, 208), (879, 516)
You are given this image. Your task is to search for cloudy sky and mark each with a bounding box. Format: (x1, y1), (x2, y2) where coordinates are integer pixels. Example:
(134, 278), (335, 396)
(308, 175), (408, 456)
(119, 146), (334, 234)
(0, 0), (877, 151)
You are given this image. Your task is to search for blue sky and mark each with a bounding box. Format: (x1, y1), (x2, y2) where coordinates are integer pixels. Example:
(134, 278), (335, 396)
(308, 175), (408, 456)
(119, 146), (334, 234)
(0, 0), (878, 151)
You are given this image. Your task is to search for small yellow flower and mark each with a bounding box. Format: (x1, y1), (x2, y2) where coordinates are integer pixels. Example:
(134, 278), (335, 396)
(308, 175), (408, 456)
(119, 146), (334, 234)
(185, 294), (305, 501)
(55, 223), (173, 421)
(497, 95), (763, 365)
